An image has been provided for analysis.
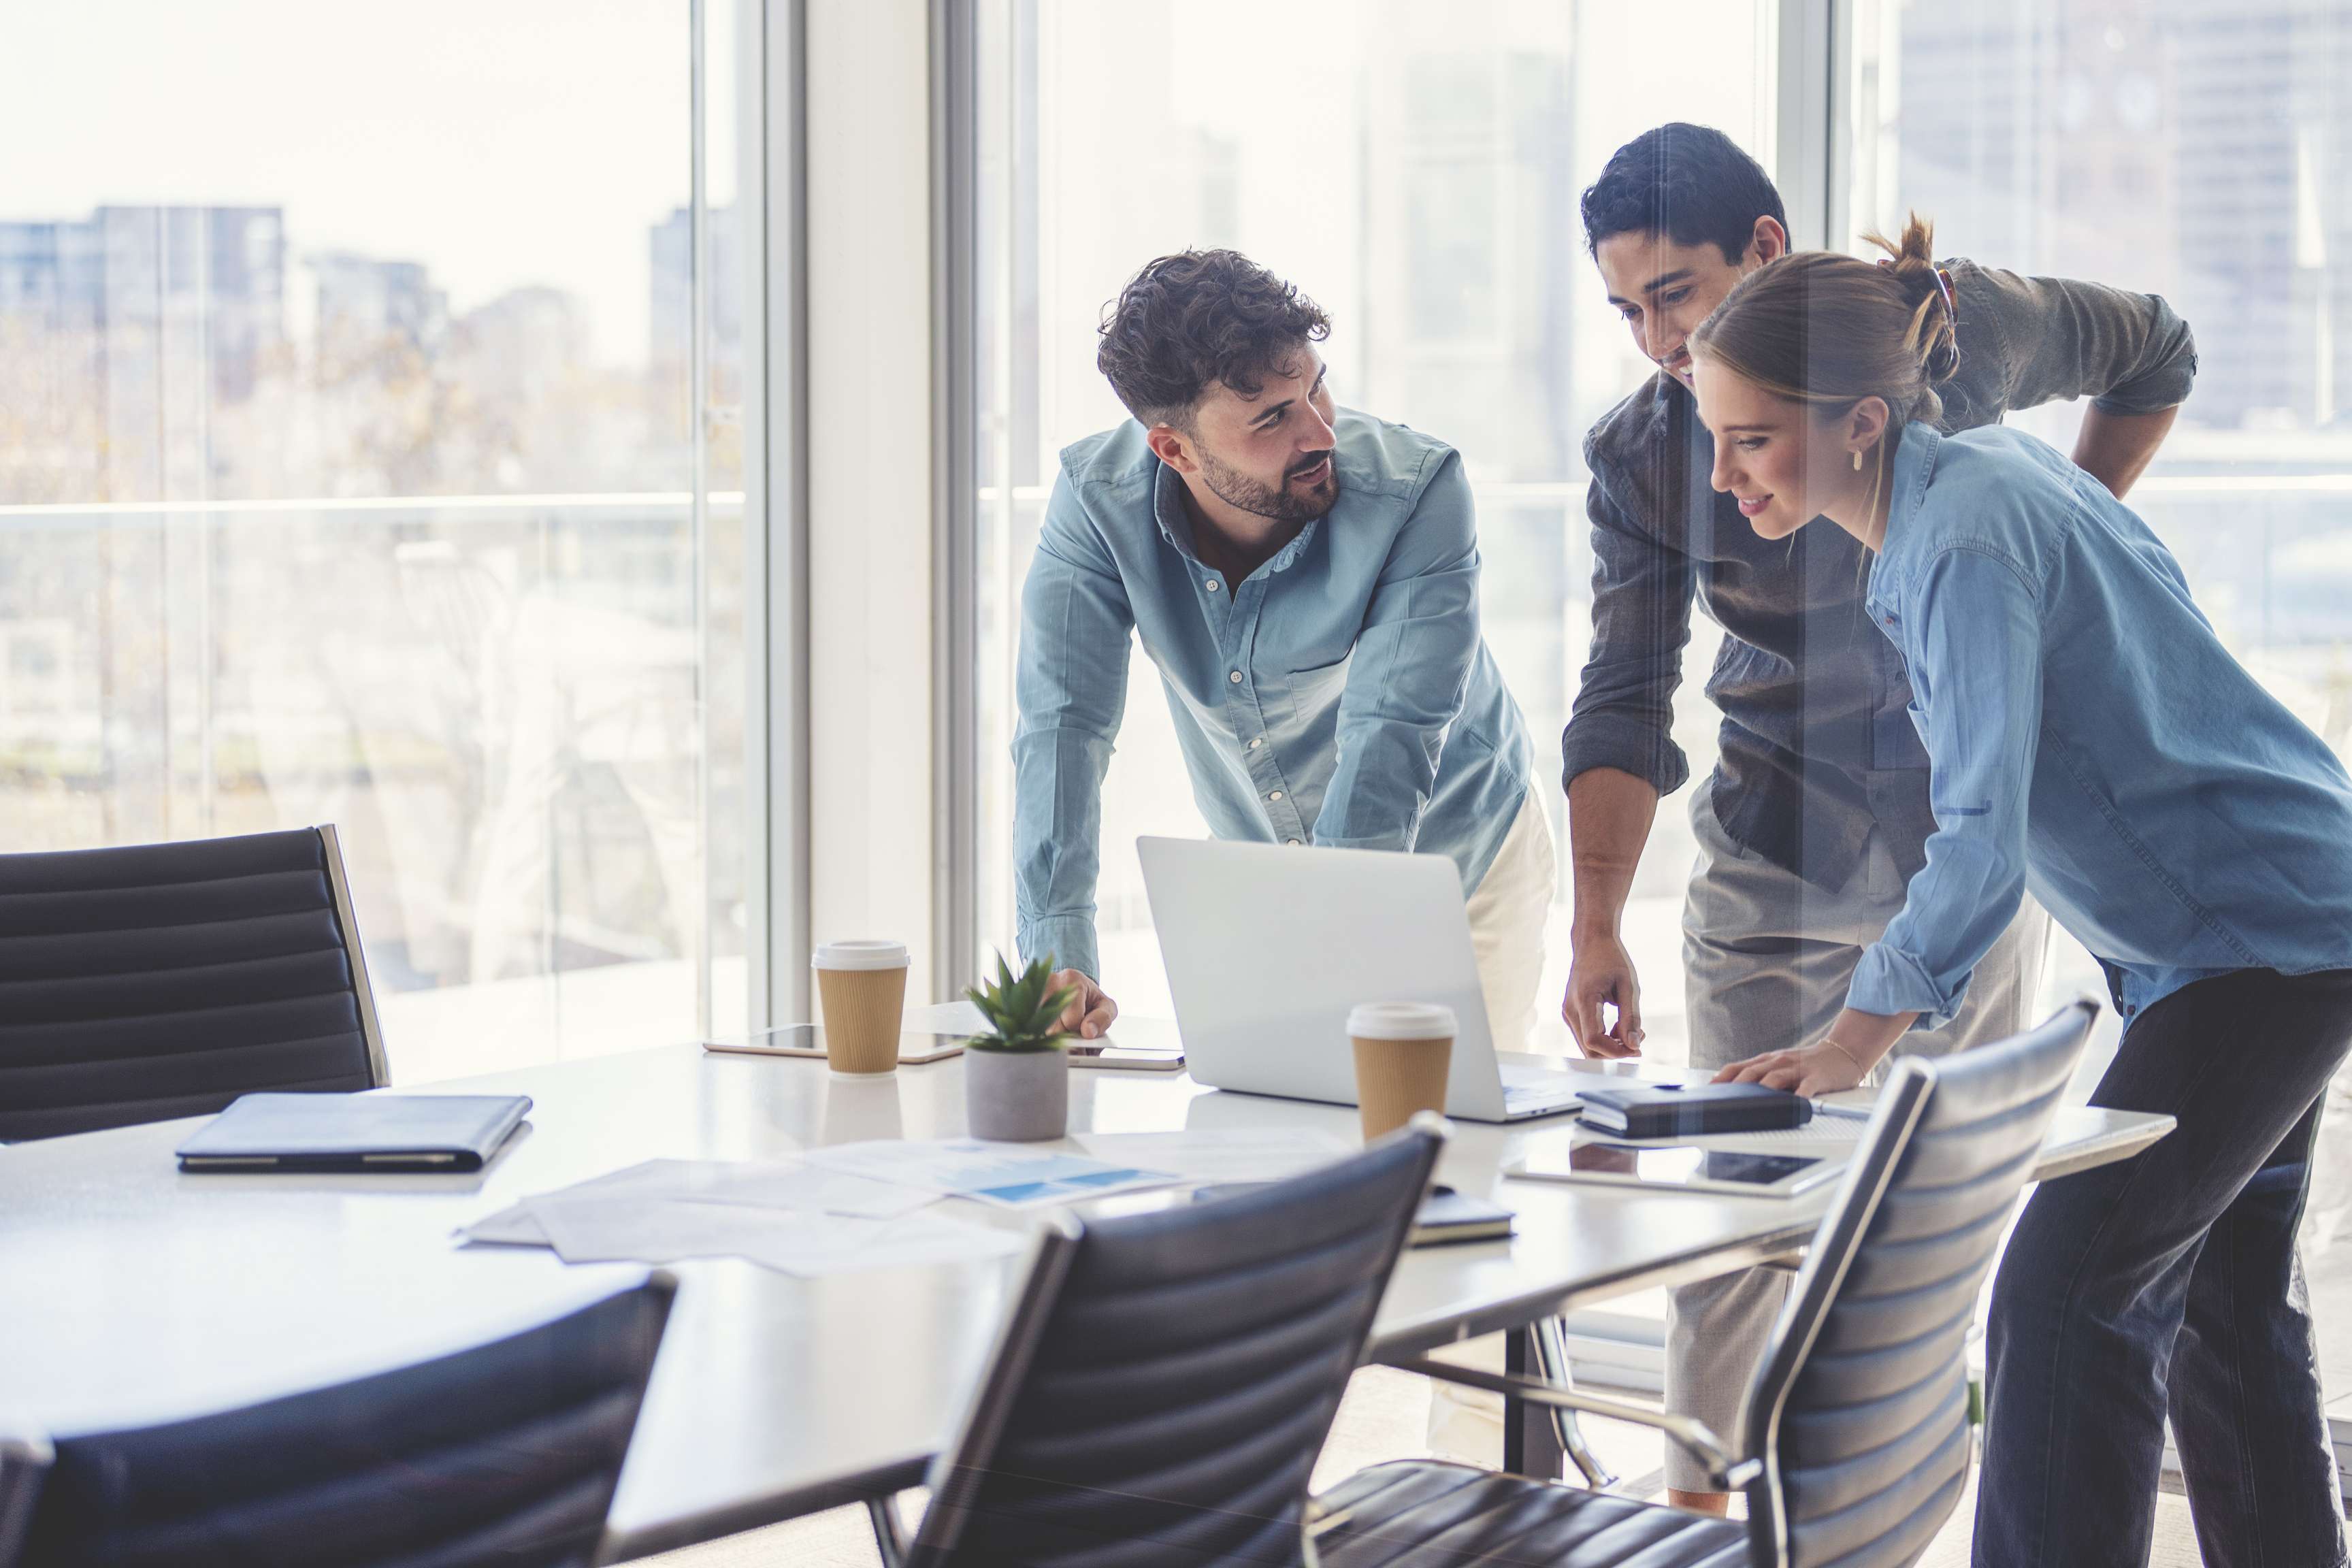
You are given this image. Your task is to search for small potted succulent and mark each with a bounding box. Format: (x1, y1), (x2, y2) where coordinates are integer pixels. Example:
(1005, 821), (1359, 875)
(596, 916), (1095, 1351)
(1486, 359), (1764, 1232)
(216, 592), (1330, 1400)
(962, 951), (1076, 1142)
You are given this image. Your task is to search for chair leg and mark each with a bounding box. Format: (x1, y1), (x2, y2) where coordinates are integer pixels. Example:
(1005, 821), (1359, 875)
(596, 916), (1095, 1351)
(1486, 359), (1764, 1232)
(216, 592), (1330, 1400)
(866, 1494), (908, 1568)
(1530, 1320), (1620, 1490)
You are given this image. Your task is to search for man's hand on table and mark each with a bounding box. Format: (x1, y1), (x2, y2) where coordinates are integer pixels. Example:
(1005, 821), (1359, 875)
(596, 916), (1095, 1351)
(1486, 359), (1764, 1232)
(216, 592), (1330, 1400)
(1049, 969), (1119, 1040)
(1563, 932), (1645, 1058)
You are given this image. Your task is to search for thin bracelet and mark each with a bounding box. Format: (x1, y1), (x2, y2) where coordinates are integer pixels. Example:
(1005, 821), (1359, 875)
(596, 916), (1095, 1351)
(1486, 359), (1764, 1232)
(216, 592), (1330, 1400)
(1820, 1037), (1868, 1075)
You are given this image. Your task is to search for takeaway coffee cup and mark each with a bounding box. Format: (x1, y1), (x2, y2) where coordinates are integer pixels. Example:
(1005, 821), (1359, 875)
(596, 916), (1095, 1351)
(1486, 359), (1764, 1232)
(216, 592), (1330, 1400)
(813, 940), (911, 1076)
(1348, 1001), (1456, 1141)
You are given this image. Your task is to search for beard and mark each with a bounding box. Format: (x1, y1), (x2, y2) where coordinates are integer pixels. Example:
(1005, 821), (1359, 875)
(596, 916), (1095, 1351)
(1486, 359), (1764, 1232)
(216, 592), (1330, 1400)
(1196, 446), (1339, 523)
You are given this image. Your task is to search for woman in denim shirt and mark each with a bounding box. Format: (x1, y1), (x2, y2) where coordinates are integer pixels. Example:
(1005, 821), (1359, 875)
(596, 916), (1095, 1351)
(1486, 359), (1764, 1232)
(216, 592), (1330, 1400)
(1686, 220), (2352, 1567)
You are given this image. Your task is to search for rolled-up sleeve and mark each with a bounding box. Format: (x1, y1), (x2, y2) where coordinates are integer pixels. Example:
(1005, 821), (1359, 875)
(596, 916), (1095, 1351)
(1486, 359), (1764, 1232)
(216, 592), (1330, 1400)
(1011, 474), (1134, 981)
(1973, 264), (2200, 416)
(1559, 465), (1696, 797)
(1848, 548), (2043, 1028)
(1311, 451), (1481, 853)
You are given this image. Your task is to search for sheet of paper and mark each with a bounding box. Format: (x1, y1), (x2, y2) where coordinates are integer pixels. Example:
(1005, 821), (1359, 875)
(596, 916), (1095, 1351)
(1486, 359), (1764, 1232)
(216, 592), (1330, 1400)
(802, 1139), (1181, 1208)
(457, 1156), (934, 1248)
(1073, 1128), (1352, 1184)
(522, 1193), (1022, 1277)
(738, 1208), (1026, 1277)
(670, 1162), (938, 1219)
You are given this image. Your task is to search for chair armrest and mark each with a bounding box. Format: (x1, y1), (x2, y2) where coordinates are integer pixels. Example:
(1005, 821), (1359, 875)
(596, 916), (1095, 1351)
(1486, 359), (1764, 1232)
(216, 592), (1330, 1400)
(1390, 1355), (1762, 1490)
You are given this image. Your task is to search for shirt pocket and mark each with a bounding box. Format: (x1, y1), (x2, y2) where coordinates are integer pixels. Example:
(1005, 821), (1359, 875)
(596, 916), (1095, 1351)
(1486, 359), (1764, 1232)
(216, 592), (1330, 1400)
(1284, 652), (1354, 727)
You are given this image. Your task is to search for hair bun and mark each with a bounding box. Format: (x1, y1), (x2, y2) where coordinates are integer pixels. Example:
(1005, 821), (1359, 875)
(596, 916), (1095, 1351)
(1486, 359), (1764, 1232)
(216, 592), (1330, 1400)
(1865, 213), (1959, 386)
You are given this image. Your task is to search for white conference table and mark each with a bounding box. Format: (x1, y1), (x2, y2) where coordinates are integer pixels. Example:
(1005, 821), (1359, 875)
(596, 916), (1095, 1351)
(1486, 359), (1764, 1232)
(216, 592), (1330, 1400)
(0, 1038), (2171, 1561)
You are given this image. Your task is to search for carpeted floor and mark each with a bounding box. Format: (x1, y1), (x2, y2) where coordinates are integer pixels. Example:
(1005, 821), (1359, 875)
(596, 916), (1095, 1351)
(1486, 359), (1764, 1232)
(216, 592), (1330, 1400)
(634, 1360), (2211, 1567)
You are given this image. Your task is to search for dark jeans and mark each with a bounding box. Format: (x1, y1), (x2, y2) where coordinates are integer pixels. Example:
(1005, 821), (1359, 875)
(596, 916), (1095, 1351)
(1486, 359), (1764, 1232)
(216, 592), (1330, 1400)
(1976, 968), (2352, 1568)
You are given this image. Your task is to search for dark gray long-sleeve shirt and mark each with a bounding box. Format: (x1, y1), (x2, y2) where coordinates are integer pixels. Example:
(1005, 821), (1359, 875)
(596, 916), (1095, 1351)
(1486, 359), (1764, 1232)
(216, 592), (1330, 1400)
(1563, 259), (2198, 888)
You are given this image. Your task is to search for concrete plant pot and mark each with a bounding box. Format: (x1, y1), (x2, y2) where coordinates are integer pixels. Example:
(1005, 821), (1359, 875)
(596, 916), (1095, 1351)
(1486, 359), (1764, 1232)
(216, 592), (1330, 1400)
(964, 1046), (1068, 1142)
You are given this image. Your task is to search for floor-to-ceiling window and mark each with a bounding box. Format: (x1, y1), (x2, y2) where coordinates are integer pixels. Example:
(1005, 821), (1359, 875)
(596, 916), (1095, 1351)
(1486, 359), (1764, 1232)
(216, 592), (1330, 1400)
(0, 1), (754, 1081)
(1850, 0), (2352, 1468)
(972, 0), (1776, 1052)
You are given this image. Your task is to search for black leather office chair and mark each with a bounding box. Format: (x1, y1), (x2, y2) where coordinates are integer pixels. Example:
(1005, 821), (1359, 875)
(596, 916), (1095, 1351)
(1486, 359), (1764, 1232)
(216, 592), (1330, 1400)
(872, 1120), (1446, 1568)
(7, 1273), (674, 1568)
(0, 826), (389, 1141)
(0, 1433), (43, 1568)
(1313, 1000), (2097, 1568)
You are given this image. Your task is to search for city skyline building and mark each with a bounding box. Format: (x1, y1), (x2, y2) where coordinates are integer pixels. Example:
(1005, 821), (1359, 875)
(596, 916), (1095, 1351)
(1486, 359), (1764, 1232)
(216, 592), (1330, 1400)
(1893, 0), (2351, 432)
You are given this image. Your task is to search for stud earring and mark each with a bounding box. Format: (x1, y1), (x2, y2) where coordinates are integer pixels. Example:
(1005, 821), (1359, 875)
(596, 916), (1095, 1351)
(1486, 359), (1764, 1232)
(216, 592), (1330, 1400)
(1850, 448), (1864, 472)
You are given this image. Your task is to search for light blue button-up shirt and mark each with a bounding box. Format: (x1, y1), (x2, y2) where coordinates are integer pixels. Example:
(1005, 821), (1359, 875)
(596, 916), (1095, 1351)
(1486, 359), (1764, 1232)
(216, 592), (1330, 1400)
(1013, 410), (1532, 980)
(1850, 422), (2352, 1028)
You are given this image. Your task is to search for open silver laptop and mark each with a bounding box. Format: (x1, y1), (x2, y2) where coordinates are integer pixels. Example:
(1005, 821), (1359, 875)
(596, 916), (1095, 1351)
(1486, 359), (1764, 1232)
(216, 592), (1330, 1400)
(1137, 836), (1588, 1123)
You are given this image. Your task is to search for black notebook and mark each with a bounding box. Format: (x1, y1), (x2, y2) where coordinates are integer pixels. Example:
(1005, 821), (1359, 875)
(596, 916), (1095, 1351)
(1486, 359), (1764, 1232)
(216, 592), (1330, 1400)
(1574, 1082), (1812, 1140)
(176, 1093), (532, 1172)
(1409, 1186), (1516, 1247)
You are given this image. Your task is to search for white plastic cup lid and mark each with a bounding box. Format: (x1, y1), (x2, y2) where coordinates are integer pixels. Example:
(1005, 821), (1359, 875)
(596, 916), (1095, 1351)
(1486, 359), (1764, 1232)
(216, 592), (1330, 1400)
(1346, 1001), (1457, 1041)
(813, 939), (910, 971)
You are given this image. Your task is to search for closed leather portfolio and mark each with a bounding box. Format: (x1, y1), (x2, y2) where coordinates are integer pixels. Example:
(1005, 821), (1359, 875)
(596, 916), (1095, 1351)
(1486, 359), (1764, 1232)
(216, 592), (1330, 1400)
(1574, 1082), (1813, 1139)
(176, 1092), (532, 1172)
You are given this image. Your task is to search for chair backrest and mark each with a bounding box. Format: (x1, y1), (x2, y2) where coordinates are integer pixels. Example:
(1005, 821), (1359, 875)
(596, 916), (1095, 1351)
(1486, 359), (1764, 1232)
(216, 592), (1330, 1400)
(0, 1433), (51, 1568)
(0, 825), (388, 1141)
(909, 1122), (1446, 1568)
(17, 1273), (674, 1568)
(1740, 1000), (2095, 1568)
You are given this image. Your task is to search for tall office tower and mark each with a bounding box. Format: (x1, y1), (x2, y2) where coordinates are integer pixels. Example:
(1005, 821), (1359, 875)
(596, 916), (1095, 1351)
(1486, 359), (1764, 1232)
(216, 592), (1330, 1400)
(93, 206), (289, 500)
(311, 251), (449, 368)
(646, 203), (743, 452)
(1358, 5), (1579, 482)
(0, 218), (109, 504)
(1894, 0), (2351, 431)
(0, 206), (287, 502)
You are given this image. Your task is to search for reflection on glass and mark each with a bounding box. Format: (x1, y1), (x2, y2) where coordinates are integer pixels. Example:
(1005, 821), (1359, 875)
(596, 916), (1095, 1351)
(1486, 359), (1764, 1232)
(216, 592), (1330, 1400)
(0, 1), (747, 1078)
(1849, 0), (2352, 1450)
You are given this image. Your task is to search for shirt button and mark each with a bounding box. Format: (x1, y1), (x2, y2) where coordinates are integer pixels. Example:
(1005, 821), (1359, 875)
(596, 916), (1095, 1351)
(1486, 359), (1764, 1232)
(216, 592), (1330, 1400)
(1205, 578), (1221, 593)
(1228, 670), (1243, 684)
(1247, 736), (1263, 750)
(1286, 838), (1303, 846)
(1268, 790), (1283, 801)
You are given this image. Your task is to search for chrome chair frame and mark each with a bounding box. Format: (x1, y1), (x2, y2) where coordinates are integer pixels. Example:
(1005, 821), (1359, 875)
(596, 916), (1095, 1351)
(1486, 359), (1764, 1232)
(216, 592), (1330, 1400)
(1389, 1000), (2098, 1567)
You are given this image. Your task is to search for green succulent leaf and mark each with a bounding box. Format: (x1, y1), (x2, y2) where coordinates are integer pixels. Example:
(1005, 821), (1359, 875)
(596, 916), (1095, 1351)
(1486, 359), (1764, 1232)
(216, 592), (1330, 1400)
(963, 949), (1077, 1053)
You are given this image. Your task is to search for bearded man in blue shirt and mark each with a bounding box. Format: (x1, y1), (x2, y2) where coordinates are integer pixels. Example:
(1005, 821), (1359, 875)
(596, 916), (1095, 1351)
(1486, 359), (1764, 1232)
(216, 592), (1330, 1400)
(1012, 250), (1546, 1049)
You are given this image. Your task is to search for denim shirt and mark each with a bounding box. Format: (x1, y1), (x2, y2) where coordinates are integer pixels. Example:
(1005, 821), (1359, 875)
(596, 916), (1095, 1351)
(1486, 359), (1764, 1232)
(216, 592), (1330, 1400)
(1565, 260), (2198, 889)
(1850, 423), (2352, 1028)
(1013, 410), (1531, 979)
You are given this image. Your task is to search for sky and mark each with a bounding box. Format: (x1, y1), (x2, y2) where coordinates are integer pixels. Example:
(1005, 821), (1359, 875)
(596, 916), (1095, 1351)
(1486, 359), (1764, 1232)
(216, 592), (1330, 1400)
(1, 0), (735, 368)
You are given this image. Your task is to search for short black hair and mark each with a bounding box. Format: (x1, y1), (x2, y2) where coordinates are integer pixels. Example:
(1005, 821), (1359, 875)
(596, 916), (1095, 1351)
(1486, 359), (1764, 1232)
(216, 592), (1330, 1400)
(1580, 122), (1787, 265)
(1096, 249), (1330, 428)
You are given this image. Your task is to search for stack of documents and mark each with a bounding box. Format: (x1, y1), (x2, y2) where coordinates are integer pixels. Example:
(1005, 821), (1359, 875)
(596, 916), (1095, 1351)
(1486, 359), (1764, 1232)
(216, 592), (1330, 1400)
(460, 1142), (1188, 1277)
(461, 1158), (1024, 1277)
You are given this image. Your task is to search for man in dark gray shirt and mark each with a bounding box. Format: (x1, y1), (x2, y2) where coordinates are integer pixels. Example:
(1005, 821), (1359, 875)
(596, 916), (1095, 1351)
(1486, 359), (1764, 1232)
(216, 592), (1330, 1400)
(1557, 123), (2196, 1514)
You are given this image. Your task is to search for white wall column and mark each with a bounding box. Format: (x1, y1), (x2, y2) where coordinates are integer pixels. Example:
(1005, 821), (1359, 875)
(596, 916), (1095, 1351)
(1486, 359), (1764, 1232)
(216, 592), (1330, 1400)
(805, 0), (941, 1002)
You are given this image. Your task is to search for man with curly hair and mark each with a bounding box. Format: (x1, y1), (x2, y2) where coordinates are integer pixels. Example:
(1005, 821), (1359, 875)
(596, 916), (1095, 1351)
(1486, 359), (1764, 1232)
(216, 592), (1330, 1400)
(1013, 249), (1547, 1054)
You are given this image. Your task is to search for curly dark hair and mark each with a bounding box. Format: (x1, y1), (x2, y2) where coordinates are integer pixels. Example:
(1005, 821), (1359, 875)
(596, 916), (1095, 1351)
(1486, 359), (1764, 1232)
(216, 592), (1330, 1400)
(1096, 250), (1330, 428)
(1580, 122), (1786, 264)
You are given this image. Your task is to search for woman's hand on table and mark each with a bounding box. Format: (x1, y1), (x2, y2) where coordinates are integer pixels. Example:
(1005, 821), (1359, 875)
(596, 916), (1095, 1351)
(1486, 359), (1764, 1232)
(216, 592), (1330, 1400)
(1712, 1040), (1869, 1098)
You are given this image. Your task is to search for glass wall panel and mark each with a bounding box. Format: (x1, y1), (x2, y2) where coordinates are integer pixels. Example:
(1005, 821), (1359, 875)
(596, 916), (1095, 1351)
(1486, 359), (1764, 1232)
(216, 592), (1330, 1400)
(975, 0), (1774, 1054)
(0, 1), (751, 1079)
(1850, 0), (2352, 1446)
